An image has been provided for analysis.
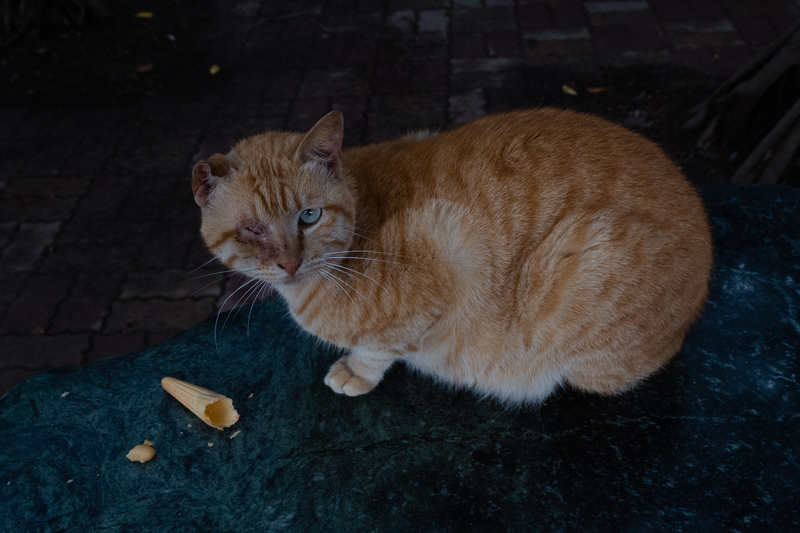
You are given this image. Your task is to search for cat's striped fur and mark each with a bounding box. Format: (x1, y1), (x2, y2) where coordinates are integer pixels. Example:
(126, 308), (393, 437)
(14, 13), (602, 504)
(192, 109), (712, 404)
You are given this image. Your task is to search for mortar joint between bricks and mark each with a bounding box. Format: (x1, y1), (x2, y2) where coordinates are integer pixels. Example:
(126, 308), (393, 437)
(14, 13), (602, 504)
(512, 0), (525, 73)
(445, 1), (456, 96)
(0, 222), (21, 256)
(238, 0), (271, 49)
(73, 120), (127, 223)
(358, 0), (391, 143)
(46, 272), (79, 336)
(97, 270), (135, 343)
(29, 133), (100, 262)
(288, 1), (330, 133)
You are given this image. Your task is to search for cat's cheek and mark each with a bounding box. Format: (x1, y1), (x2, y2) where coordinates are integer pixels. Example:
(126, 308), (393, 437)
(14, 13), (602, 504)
(213, 240), (240, 266)
(211, 240), (262, 277)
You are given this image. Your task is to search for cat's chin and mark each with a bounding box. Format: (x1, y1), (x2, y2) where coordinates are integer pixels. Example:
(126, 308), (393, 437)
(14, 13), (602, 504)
(271, 274), (308, 288)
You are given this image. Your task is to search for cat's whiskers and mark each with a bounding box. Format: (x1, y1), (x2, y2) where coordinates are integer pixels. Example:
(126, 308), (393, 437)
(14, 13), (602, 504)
(184, 271), (240, 300)
(323, 261), (388, 293)
(322, 254), (411, 266)
(327, 249), (410, 258)
(229, 277), (269, 325)
(321, 266), (367, 302)
(349, 228), (382, 248)
(188, 257), (221, 274)
(226, 281), (260, 341)
(319, 270), (357, 305)
(214, 277), (260, 351)
(186, 267), (259, 282)
(247, 279), (273, 337)
(221, 275), (273, 345)
(352, 225), (379, 236)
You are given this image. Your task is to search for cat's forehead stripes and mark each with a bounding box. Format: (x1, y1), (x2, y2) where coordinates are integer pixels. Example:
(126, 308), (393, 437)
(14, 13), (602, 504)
(230, 132), (303, 211)
(249, 178), (299, 216)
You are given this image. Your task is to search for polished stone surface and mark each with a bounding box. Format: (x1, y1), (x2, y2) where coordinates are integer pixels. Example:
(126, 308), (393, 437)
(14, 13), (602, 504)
(1, 185), (798, 532)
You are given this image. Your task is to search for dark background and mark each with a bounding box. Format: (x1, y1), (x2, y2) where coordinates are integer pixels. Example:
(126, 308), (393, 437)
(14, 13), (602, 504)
(1, 0), (798, 395)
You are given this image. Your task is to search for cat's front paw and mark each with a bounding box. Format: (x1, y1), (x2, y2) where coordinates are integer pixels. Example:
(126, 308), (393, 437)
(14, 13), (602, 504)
(324, 357), (377, 397)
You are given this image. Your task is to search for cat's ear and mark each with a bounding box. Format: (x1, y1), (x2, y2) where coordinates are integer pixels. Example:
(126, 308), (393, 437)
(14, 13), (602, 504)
(294, 111), (344, 175)
(192, 153), (230, 207)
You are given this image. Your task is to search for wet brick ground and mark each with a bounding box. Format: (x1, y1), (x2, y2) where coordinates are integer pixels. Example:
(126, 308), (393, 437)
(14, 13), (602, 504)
(1, 0), (799, 394)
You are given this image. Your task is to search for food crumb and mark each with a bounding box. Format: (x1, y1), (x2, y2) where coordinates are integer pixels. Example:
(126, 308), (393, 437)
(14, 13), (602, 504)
(208, 442), (214, 447)
(229, 430), (241, 440)
(126, 441), (156, 463)
(187, 424), (192, 428)
(61, 392), (70, 398)
(248, 393), (253, 398)
(67, 479), (73, 484)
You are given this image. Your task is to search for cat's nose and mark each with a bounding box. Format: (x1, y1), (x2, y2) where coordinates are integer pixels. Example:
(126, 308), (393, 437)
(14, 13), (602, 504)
(277, 257), (302, 276)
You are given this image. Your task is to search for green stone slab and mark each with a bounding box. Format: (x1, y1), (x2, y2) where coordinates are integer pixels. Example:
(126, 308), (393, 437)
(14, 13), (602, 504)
(1, 184), (798, 532)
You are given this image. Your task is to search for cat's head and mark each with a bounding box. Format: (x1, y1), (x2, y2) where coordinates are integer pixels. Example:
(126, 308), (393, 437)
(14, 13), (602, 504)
(192, 111), (356, 288)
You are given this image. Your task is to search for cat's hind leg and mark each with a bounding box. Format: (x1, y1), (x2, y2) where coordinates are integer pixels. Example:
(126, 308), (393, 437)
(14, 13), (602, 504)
(564, 330), (685, 395)
(564, 348), (675, 395)
(564, 366), (633, 395)
(324, 348), (400, 396)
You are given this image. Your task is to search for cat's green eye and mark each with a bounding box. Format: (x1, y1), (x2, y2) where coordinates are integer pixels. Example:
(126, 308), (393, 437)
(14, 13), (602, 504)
(299, 208), (322, 226)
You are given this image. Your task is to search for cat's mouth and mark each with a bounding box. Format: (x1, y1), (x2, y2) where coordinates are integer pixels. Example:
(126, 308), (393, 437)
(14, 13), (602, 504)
(271, 271), (308, 287)
(278, 275), (302, 286)
(245, 265), (309, 286)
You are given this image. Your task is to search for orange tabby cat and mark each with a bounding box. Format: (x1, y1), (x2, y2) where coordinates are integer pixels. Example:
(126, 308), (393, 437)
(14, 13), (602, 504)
(192, 109), (712, 404)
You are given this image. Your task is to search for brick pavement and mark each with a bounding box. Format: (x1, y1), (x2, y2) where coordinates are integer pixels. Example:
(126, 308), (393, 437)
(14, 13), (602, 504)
(1, 0), (798, 395)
